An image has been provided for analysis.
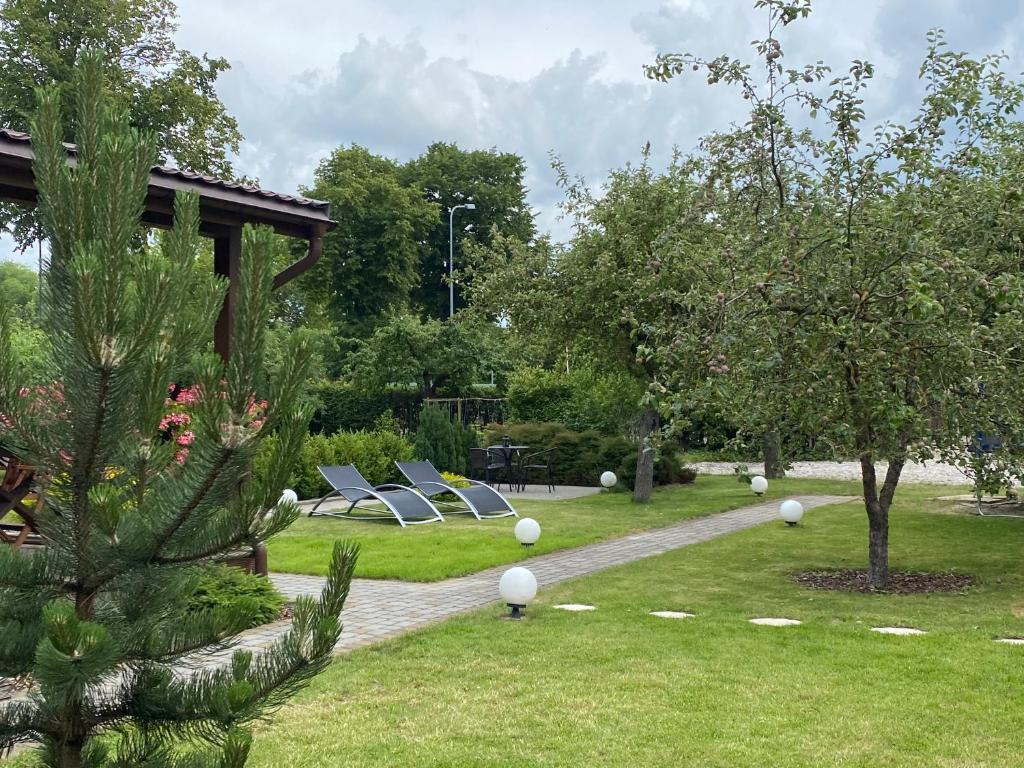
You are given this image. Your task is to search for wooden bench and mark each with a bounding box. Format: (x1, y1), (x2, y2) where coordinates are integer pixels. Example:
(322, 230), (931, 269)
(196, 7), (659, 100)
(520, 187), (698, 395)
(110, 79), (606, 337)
(0, 449), (43, 550)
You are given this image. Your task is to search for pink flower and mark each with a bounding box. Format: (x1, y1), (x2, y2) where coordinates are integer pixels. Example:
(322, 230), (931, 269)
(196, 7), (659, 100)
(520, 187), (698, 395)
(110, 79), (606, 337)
(175, 386), (200, 405)
(176, 430), (195, 446)
(248, 418), (265, 431)
(175, 448), (189, 464)
(245, 398), (269, 416)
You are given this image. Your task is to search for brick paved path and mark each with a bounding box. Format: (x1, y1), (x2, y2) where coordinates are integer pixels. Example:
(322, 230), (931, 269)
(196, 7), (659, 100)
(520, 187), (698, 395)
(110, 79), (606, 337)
(219, 495), (851, 660)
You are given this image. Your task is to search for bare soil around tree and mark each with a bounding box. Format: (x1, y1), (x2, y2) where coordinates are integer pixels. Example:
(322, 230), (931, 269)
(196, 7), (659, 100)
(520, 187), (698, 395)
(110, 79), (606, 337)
(792, 569), (975, 594)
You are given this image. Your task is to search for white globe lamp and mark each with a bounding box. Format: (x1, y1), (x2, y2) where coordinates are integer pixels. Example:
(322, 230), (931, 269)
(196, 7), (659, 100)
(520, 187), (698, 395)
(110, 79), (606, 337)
(600, 471), (617, 489)
(779, 499), (804, 526)
(750, 475), (768, 496)
(514, 517), (541, 546)
(499, 566), (538, 619)
(266, 488), (299, 518)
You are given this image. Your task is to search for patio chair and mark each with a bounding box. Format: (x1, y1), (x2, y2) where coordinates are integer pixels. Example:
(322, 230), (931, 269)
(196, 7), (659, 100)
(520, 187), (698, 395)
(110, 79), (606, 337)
(310, 465), (445, 527)
(470, 446), (518, 490)
(395, 460), (518, 520)
(518, 448), (556, 493)
(469, 447), (499, 484)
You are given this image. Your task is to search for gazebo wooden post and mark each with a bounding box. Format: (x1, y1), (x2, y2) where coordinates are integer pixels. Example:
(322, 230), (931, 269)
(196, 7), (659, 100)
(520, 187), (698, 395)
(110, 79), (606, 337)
(212, 226), (242, 361)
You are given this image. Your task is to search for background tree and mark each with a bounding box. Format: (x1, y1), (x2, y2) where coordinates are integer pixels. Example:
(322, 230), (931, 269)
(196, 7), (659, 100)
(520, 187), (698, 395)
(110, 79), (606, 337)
(298, 145), (438, 344)
(346, 314), (509, 398)
(0, 0), (242, 247)
(400, 142), (534, 319)
(0, 58), (355, 766)
(646, 0), (1024, 587)
(0, 260), (38, 311)
(466, 156), (696, 502)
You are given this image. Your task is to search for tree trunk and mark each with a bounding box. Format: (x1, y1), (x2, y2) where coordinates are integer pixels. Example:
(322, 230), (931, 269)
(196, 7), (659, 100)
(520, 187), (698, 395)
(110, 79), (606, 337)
(865, 497), (888, 588)
(859, 454), (905, 590)
(763, 430), (784, 479)
(633, 408), (658, 503)
(57, 742), (84, 768)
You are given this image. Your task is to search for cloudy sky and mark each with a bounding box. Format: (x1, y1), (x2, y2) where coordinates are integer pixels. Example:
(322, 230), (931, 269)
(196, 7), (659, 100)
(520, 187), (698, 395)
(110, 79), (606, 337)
(5, 0), (1024, 265)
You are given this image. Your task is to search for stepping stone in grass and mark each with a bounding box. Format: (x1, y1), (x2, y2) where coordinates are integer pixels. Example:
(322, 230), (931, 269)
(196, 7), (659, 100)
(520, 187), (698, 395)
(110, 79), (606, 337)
(871, 627), (926, 635)
(996, 638), (1024, 645)
(650, 611), (695, 620)
(749, 618), (802, 627)
(553, 604), (596, 612)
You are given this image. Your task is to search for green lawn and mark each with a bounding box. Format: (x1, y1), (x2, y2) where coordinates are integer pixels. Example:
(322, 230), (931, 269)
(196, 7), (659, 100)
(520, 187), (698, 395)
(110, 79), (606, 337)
(268, 476), (872, 581)
(250, 486), (1024, 767)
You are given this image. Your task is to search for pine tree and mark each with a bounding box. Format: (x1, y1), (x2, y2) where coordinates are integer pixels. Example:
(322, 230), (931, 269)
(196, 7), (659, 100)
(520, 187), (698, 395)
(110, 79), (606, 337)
(0, 54), (358, 767)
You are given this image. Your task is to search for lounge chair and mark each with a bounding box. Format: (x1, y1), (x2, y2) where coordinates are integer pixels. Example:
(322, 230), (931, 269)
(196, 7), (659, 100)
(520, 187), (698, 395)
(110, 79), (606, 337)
(310, 465), (445, 527)
(395, 460), (518, 520)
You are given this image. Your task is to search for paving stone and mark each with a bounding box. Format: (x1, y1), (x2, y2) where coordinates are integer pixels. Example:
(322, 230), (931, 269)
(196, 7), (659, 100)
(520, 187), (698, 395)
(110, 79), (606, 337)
(749, 618), (802, 627)
(871, 627), (926, 636)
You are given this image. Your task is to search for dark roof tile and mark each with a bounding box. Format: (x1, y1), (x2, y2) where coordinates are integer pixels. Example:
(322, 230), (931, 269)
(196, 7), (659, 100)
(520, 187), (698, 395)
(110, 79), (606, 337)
(0, 127), (329, 213)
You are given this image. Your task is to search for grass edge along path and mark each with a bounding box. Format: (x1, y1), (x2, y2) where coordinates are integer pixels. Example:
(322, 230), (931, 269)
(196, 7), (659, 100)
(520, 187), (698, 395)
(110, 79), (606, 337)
(268, 476), (878, 581)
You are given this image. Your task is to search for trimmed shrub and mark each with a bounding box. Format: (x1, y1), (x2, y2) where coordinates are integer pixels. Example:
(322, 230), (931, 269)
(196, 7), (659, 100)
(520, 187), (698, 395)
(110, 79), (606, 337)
(505, 367), (644, 435)
(483, 422), (631, 487)
(485, 421), (696, 490)
(616, 449), (697, 489)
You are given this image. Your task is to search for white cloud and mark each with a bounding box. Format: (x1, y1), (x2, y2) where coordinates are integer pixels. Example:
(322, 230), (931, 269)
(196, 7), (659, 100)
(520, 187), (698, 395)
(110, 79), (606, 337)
(171, 1), (1024, 242)
(11, 0), (1024, 255)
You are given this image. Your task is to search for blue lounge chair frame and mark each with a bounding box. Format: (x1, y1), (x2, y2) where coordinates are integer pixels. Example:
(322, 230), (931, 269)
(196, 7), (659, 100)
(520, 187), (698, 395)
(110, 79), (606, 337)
(310, 465), (444, 527)
(395, 460), (518, 520)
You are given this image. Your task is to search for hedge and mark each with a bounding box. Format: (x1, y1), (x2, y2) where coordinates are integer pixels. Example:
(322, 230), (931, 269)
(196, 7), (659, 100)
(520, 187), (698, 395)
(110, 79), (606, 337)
(307, 380), (503, 434)
(483, 422), (694, 489)
(306, 381), (421, 434)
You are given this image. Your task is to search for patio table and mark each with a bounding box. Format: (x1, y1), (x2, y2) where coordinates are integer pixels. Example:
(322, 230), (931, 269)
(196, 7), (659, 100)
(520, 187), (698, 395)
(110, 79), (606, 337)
(487, 445), (529, 491)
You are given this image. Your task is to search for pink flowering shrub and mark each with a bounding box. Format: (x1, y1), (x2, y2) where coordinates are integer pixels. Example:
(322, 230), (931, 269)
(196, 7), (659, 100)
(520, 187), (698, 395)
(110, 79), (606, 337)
(161, 384), (267, 464)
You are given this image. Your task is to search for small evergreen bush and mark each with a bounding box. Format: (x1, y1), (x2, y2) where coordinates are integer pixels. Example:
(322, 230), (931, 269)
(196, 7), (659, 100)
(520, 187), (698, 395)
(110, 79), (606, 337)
(413, 405), (477, 474)
(182, 565), (286, 628)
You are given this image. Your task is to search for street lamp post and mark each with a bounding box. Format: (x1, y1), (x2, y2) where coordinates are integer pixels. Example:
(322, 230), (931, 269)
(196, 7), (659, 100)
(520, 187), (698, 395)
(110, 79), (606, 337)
(448, 202), (476, 317)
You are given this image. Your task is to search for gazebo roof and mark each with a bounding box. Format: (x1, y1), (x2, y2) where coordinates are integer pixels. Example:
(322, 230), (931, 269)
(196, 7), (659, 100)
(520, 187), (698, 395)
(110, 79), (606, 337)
(0, 126), (336, 357)
(0, 127), (335, 239)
